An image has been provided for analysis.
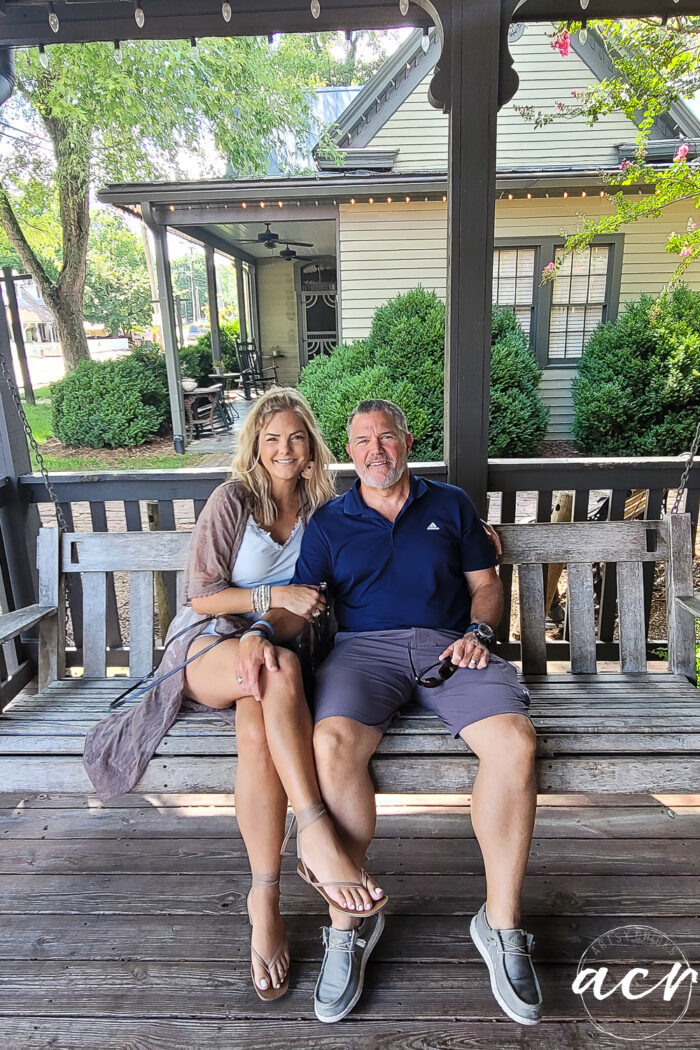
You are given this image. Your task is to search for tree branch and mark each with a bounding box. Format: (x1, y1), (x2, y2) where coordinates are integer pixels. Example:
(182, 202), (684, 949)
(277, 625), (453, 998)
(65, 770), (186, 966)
(0, 185), (56, 305)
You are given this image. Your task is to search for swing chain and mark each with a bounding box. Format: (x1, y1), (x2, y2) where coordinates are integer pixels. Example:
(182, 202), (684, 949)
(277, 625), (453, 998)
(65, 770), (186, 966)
(0, 346), (68, 533)
(670, 420), (700, 514)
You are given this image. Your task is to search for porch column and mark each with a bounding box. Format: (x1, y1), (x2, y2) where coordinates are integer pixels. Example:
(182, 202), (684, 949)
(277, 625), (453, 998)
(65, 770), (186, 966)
(204, 245), (222, 369)
(421, 0), (520, 511)
(236, 260), (249, 344)
(142, 204), (186, 454)
(2, 269), (34, 405)
(0, 300), (40, 607)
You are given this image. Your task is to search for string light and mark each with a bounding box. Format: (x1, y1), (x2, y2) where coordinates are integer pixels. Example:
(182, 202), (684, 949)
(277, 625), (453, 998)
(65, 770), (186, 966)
(259, 201), (265, 208)
(579, 21), (588, 44)
(134, 2), (145, 28)
(400, 0), (410, 14)
(221, 2), (232, 21)
(350, 197), (356, 204)
(241, 201), (247, 209)
(405, 196), (410, 203)
(580, 0), (589, 8)
(526, 192), (532, 199)
(113, 40), (123, 65)
(47, 2), (59, 33)
(508, 193), (514, 200)
(311, 0), (321, 18)
(442, 194), (447, 202)
(600, 190), (605, 197)
(278, 200), (283, 208)
(563, 191), (568, 198)
(422, 27), (430, 53)
(368, 197), (374, 204)
(169, 205), (175, 212)
(190, 37), (197, 48)
(387, 196), (392, 203)
(39, 44), (49, 68)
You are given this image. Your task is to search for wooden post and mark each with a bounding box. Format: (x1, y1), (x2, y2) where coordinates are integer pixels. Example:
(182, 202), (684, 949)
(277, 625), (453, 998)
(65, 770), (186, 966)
(545, 491), (573, 613)
(146, 500), (173, 639)
(205, 245), (222, 370)
(142, 204), (187, 454)
(420, 0), (521, 512)
(236, 260), (248, 344)
(2, 269), (34, 406)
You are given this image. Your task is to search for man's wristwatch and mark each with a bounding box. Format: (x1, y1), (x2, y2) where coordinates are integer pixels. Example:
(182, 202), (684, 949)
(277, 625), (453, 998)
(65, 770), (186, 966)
(465, 622), (495, 650)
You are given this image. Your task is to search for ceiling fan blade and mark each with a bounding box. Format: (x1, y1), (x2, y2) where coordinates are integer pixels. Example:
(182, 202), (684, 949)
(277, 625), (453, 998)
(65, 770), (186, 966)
(282, 240), (314, 248)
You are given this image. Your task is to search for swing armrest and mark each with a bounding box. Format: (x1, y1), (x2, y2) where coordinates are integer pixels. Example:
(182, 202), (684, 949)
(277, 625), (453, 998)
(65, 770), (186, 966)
(676, 593), (700, 619)
(0, 604), (57, 645)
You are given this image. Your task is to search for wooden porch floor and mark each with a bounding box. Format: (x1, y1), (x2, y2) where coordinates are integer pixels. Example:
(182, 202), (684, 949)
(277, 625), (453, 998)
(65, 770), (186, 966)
(1, 790), (699, 1048)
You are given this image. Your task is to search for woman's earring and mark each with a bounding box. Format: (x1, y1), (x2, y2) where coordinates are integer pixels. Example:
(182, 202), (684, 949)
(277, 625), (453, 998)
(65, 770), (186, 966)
(301, 460), (314, 479)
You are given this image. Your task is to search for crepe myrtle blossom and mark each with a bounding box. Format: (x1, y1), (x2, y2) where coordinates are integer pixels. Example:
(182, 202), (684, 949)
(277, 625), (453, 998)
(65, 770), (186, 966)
(552, 30), (571, 56)
(554, 101), (565, 112)
(620, 159), (633, 171)
(689, 219), (697, 231)
(544, 262), (556, 273)
(680, 246), (693, 258)
(674, 142), (690, 162)
(571, 88), (583, 98)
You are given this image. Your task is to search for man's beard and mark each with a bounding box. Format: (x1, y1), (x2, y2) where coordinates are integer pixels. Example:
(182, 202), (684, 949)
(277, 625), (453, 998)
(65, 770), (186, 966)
(360, 456), (406, 489)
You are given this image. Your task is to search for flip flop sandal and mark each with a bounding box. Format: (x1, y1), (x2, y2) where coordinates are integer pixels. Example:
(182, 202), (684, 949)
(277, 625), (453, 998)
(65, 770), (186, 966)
(247, 872), (289, 1001)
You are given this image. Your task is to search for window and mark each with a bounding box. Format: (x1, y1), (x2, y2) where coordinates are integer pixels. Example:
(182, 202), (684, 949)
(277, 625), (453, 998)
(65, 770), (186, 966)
(492, 247), (536, 339)
(493, 235), (622, 367)
(548, 245), (610, 360)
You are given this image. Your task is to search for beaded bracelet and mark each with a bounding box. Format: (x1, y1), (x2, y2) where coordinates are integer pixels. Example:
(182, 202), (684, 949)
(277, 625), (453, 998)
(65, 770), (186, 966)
(252, 584), (271, 615)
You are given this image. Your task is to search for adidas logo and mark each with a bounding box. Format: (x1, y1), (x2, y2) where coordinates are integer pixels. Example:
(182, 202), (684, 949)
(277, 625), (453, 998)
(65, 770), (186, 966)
(427, 522), (440, 531)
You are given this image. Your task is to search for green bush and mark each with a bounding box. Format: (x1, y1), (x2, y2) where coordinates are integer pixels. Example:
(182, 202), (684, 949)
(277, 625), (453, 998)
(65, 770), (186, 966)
(51, 355), (168, 449)
(573, 285), (700, 456)
(489, 308), (549, 456)
(178, 323), (241, 386)
(298, 289), (548, 460)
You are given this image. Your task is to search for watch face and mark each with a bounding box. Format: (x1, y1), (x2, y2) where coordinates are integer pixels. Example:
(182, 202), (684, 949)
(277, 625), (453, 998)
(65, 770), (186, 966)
(477, 624), (494, 642)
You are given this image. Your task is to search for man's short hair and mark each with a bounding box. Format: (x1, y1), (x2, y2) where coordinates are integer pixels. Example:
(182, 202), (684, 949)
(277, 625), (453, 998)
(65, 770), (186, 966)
(346, 400), (409, 438)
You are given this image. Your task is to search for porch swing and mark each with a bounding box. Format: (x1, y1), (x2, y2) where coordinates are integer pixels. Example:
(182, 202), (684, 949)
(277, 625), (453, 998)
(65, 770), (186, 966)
(0, 333), (699, 797)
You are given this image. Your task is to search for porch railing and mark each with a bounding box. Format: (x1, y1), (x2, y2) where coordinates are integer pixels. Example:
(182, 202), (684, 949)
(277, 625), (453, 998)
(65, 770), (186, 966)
(9, 456), (700, 677)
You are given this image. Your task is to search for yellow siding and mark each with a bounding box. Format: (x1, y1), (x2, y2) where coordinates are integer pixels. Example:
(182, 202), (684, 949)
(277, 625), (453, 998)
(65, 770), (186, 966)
(255, 258), (300, 387)
(371, 24), (639, 172)
(339, 197), (700, 437)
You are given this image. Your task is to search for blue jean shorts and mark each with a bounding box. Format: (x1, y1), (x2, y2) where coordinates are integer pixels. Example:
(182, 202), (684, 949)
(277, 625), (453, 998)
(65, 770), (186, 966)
(313, 628), (531, 738)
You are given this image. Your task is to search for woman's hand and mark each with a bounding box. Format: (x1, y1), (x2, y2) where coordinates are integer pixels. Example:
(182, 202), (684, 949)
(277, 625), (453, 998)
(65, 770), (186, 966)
(272, 584), (326, 621)
(235, 634), (279, 702)
(481, 520), (502, 558)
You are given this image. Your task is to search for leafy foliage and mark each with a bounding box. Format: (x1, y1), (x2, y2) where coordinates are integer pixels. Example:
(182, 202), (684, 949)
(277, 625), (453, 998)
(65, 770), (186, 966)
(299, 289), (548, 460)
(572, 284), (700, 455)
(51, 349), (170, 448)
(83, 212), (151, 335)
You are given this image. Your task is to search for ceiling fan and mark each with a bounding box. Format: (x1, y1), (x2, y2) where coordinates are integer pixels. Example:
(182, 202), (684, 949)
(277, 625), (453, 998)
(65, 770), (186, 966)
(238, 222), (313, 251)
(280, 244), (299, 262)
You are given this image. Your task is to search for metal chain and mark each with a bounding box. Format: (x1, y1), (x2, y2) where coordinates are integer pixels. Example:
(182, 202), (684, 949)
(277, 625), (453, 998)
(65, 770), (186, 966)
(670, 420), (700, 514)
(0, 346), (68, 533)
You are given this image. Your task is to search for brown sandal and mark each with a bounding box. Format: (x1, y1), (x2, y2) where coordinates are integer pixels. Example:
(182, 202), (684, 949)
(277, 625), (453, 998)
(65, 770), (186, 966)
(292, 801), (388, 917)
(246, 871), (289, 1001)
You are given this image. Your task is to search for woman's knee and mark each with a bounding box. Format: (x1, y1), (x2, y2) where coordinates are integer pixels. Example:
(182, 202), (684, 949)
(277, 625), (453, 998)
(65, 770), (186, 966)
(236, 699), (272, 757)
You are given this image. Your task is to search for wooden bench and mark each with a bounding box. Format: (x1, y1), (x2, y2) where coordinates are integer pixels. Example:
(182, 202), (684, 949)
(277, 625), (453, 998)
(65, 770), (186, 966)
(1, 515), (698, 795)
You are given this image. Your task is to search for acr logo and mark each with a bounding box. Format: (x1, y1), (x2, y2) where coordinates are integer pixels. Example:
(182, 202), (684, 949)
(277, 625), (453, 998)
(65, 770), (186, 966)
(426, 522), (440, 531)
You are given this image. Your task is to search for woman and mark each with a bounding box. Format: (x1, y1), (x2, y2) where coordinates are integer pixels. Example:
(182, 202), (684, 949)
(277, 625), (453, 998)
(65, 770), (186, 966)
(179, 387), (386, 1000)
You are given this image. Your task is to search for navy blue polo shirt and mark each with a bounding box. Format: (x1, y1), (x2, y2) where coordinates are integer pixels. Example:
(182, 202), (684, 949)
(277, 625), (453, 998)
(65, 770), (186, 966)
(292, 475), (497, 633)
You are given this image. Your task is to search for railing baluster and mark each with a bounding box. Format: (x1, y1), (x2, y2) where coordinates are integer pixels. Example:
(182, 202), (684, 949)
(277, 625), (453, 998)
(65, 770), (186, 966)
(598, 488), (628, 643)
(89, 501), (122, 650)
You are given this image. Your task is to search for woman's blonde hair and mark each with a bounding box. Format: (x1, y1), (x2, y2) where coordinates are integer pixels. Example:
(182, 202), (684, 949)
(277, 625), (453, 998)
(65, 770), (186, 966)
(231, 387), (335, 527)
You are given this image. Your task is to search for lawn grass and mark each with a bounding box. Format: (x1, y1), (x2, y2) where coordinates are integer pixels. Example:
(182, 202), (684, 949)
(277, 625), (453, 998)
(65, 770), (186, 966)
(20, 396), (208, 472)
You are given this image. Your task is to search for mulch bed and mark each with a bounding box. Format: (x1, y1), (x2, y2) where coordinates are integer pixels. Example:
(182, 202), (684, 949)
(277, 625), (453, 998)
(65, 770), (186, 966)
(38, 435), (179, 464)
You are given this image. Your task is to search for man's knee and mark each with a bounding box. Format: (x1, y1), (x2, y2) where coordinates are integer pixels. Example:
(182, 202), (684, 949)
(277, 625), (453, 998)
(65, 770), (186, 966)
(466, 714), (537, 766)
(313, 716), (377, 773)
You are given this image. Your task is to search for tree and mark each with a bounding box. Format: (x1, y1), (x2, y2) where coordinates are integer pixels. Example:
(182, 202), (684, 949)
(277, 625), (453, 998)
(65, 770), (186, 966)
(0, 36), (337, 370)
(513, 19), (700, 284)
(83, 211), (151, 336)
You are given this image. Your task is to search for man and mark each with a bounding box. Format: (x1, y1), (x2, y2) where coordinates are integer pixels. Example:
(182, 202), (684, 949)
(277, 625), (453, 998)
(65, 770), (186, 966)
(238, 399), (541, 1026)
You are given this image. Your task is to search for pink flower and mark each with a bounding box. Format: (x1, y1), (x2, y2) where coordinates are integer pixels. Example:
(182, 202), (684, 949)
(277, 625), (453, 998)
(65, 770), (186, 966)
(554, 101), (565, 111)
(680, 246), (693, 258)
(571, 89), (583, 98)
(674, 142), (690, 162)
(690, 219), (697, 230)
(544, 262), (556, 272)
(620, 159), (632, 171)
(551, 30), (571, 57)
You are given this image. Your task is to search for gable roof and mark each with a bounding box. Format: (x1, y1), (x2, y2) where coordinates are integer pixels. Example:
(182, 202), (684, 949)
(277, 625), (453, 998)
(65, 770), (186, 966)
(324, 24), (700, 164)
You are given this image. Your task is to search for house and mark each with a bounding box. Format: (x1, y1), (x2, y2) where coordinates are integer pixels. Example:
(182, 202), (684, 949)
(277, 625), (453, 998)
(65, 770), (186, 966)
(100, 24), (700, 441)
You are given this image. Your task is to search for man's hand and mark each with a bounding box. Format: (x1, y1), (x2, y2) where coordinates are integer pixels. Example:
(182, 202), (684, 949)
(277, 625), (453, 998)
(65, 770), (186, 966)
(481, 520), (502, 558)
(272, 584), (326, 621)
(439, 632), (490, 670)
(235, 634), (279, 702)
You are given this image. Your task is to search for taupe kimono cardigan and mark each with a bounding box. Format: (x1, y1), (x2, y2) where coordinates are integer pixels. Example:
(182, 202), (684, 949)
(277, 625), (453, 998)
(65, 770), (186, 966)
(83, 480), (309, 803)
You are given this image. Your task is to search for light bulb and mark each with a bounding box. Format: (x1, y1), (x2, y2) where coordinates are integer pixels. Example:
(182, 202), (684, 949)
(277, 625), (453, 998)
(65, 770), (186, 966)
(221, 1), (232, 21)
(38, 44), (49, 68)
(134, 2), (145, 28)
(47, 3), (59, 33)
(579, 27), (588, 43)
(113, 41), (123, 64)
(311, 0), (321, 18)
(400, 0), (409, 14)
(580, 0), (589, 8)
(421, 28), (430, 52)
(190, 36), (197, 48)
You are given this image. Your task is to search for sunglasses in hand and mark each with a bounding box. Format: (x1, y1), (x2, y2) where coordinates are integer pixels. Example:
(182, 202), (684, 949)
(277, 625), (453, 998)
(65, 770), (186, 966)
(408, 643), (459, 688)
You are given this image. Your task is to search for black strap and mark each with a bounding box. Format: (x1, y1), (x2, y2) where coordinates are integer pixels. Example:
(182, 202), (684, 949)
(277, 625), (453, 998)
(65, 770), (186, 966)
(109, 617), (244, 710)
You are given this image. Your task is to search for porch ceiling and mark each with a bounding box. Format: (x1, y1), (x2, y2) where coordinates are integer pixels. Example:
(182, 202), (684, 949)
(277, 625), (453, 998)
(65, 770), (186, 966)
(3, 0), (700, 48)
(203, 219), (337, 260)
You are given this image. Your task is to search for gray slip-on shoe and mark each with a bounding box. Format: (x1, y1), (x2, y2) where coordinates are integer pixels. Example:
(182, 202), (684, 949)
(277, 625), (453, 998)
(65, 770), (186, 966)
(470, 902), (542, 1025)
(314, 910), (385, 1024)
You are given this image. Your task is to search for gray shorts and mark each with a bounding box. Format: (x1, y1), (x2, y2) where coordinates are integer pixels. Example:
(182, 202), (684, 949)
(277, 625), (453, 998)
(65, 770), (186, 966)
(313, 628), (531, 738)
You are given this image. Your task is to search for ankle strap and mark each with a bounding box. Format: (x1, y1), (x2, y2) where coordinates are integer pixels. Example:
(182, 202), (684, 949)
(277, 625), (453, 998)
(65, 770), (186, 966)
(250, 871), (280, 888)
(295, 801), (327, 833)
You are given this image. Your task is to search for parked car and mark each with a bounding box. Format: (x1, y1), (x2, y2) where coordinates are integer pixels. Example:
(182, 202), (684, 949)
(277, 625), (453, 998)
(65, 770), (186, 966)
(184, 322), (209, 345)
